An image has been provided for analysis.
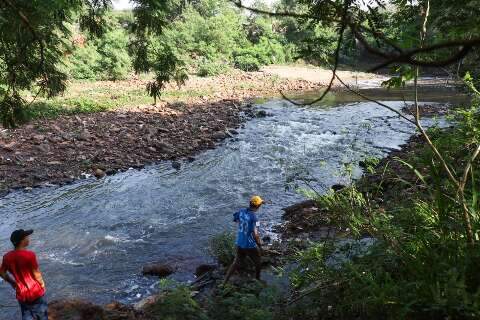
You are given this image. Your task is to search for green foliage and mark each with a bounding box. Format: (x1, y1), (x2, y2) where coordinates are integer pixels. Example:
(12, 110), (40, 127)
(65, 13), (132, 80)
(66, 45), (103, 80)
(95, 29), (131, 80)
(207, 282), (278, 320)
(233, 50), (262, 72)
(160, 0), (249, 73)
(144, 286), (208, 320)
(208, 232), (236, 267)
(0, 0), (109, 127)
(197, 60), (229, 77)
(287, 96), (480, 318)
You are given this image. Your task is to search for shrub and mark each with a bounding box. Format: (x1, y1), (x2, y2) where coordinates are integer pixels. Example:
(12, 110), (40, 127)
(65, 13), (132, 81)
(207, 282), (278, 320)
(94, 29), (131, 80)
(197, 60), (229, 77)
(208, 232), (236, 266)
(143, 286), (208, 320)
(66, 45), (102, 80)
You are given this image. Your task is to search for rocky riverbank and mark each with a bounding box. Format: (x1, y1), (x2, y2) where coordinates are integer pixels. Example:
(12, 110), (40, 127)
(275, 132), (431, 243)
(0, 69), (332, 194)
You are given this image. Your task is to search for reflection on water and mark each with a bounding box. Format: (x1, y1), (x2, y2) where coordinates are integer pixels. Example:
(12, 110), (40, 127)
(0, 86), (463, 316)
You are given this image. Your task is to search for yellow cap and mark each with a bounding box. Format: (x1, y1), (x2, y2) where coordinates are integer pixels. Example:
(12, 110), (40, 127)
(250, 195), (264, 207)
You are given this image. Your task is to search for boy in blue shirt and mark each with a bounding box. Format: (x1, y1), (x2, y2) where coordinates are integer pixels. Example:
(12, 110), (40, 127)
(224, 196), (264, 284)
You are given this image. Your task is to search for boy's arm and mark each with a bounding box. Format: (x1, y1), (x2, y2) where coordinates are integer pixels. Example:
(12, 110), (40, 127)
(253, 227), (263, 253)
(30, 253), (45, 289)
(32, 268), (45, 289)
(0, 262), (16, 289)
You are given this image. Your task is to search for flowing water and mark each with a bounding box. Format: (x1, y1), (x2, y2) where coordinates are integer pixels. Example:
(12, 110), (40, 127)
(0, 85), (465, 317)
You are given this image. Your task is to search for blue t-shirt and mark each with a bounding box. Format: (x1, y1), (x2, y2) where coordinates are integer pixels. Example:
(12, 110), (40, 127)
(233, 208), (258, 249)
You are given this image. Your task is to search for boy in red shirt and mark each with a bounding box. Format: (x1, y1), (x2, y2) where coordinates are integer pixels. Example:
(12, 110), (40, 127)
(0, 229), (47, 320)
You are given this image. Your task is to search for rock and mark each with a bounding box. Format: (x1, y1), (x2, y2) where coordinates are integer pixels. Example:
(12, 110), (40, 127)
(49, 299), (138, 320)
(48, 299), (105, 320)
(256, 110), (268, 118)
(212, 131), (226, 140)
(0, 141), (15, 151)
(172, 161), (181, 170)
(134, 295), (158, 311)
(157, 141), (173, 152)
(227, 128), (239, 135)
(77, 132), (91, 141)
(142, 263), (175, 278)
(195, 264), (217, 277)
(283, 200), (317, 216)
(94, 168), (106, 179)
(187, 156), (195, 163)
(331, 184), (346, 192)
(37, 144), (50, 153)
(32, 134), (45, 142)
(262, 235), (272, 243)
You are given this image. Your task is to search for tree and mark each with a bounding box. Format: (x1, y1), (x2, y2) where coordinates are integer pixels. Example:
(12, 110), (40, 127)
(0, 0), (111, 128)
(129, 0), (188, 104)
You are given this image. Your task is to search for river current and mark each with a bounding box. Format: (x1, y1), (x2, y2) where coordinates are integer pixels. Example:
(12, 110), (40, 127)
(0, 85), (464, 317)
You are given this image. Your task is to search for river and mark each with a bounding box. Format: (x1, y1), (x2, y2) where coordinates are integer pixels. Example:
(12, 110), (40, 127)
(0, 85), (465, 317)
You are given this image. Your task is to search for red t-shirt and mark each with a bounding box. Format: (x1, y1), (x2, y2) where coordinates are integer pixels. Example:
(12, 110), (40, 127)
(0, 250), (45, 302)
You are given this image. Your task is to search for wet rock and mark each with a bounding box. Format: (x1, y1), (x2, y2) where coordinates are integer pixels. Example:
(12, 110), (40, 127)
(227, 128), (239, 135)
(49, 299), (105, 320)
(331, 184), (346, 192)
(94, 168), (106, 179)
(262, 235), (272, 243)
(172, 161), (181, 170)
(187, 156), (195, 162)
(256, 110), (268, 118)
(283, 200), (317, 216)
(49, 299), (138, 320)
(134, 295), (158, 311)
(195, 264), (217, 277)
(142, 263), (175, 278)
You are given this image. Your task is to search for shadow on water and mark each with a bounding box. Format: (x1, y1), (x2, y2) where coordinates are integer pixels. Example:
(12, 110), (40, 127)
(0, 86), (467, 315)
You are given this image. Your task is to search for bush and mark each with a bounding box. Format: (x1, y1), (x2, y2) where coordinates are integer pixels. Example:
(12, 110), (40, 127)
(66, 45), (102, 80)
(94, 29), (131, 80)
(233, 55), (261, 72)
(208, 232), (236, 266)
(197, 60), (229, 77)
(65, 13), (132, 80)
(286, 102), (480, 319)
(207, 282), (278, 320)
(144, 286), (208, 320)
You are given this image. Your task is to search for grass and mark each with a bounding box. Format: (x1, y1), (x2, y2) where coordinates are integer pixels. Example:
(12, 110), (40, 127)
(22, 80), (214, 121)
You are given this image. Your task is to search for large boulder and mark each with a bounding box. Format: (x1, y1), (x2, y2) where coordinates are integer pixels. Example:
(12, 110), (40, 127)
(142, 263), (175, 278)
(49, 299), (139, 320)
(195, 264), (217, 277)
(48, 299), (105, 320)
